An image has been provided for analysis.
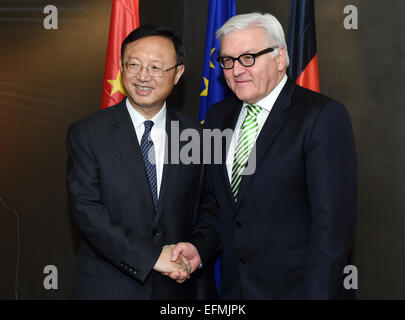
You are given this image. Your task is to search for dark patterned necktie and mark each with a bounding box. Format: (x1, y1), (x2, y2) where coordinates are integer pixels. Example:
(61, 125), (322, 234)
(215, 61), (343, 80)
(140, 120), (158, 212)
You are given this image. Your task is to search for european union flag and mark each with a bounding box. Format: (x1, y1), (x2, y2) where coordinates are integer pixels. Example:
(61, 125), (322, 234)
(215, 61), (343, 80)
(198, 0), (236, 124)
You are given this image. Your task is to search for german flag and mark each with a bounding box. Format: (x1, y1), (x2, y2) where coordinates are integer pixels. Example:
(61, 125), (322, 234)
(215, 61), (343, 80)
(286, 0), (320, 92)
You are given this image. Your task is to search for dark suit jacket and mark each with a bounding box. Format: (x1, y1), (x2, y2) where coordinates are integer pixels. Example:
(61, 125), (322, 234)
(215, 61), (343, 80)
(199, 78), (357, 299)
(66, 100), (217, 299)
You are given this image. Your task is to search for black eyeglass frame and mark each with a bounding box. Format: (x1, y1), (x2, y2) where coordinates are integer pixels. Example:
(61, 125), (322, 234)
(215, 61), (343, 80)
(216, 46), (279, 69)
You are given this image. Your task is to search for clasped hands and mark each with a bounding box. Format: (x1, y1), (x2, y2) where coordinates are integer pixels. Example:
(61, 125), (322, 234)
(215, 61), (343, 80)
(153, 242), (201, 283)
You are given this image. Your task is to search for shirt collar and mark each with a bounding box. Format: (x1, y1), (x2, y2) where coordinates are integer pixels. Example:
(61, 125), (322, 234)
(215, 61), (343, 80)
(126, 98), (166, 130)
(242, 74), (288, 112)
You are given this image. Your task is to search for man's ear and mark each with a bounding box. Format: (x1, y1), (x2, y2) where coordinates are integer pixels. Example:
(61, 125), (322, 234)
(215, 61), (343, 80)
(119, 57), (124, 72)
(276, 47), (287, 71)
(174, 64), (185, 85)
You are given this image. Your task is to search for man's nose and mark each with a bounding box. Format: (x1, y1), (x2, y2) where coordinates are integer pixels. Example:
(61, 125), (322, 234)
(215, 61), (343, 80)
(137, 66), (151, 80)
(232, 59), (245, 76)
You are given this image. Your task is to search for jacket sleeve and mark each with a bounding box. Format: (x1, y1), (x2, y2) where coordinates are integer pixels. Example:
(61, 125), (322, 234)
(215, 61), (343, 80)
(187, 108), (221, 266)
(304, 100), (357, 298)
(66, 122), (161, 283)
(188, 164), (220, 266)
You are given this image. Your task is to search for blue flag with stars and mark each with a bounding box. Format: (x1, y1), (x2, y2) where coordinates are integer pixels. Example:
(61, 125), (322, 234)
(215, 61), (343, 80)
(198, 0), (235, 295)
(198, 0), (236, 124)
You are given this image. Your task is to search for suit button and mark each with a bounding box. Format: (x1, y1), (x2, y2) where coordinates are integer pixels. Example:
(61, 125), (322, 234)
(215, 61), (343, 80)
(235, 222), (241, 228)
(152, 229), (160, 237)
(133, 269), (139, 275)
(239, 258), (246, 265)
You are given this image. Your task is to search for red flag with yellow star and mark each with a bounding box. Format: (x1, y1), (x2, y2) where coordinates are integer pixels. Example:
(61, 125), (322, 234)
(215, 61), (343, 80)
(101, 0), (140, 109)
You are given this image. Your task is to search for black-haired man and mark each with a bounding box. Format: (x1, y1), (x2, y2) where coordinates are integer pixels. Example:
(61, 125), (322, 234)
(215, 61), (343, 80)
(67, 25), (217, 299)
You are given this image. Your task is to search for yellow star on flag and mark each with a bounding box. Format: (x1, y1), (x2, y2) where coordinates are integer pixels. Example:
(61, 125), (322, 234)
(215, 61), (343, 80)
(210, 48), (216, 69)
(200, 77), (209, 96)
(107, 70), (127, 96)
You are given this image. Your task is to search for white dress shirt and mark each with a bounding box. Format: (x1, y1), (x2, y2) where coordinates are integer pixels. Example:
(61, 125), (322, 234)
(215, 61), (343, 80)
(126, 99), (166, 197)
(226, 74), (288, 182)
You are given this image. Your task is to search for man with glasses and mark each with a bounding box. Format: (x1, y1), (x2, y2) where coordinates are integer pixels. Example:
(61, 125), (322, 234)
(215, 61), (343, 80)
(66, 25), (217, 299)
(170, 13), (357, 299)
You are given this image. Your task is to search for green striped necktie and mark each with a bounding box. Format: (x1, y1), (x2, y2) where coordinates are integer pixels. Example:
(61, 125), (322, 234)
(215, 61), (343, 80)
(231, 104), (262, 200)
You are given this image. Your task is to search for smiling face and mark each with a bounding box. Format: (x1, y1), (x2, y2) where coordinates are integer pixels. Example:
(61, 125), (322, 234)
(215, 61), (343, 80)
(220, 27), (286, 104)
(120, 36), (184, 118)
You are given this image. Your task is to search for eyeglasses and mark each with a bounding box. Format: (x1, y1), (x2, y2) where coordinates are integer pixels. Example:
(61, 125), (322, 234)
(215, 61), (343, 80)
(217, 47), (278, 69)
(124, 61), (180, 77)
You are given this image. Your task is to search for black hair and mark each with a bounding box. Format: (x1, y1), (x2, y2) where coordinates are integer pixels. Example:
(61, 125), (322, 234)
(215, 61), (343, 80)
(121, 25), (185, 65)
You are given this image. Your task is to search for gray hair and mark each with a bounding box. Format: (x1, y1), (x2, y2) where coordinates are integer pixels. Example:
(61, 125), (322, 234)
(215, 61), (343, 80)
(216, 12), (290, 68)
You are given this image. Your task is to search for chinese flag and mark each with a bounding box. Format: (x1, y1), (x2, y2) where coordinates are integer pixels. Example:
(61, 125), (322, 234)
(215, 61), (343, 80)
(101, 0), (140, 109)
(286, 0), (320, 92)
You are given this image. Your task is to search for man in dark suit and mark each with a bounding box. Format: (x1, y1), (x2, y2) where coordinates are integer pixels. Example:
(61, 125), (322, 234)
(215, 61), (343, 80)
(66, 25), (217, 299)
(170, 12), (357, 299)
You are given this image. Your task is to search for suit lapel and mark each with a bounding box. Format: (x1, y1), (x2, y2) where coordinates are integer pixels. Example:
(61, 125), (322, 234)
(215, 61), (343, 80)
(110, 101), (155, 222)
(219, 97), (242, 208)
(154, 106), (183, 225)
(235, 79), (296, 210)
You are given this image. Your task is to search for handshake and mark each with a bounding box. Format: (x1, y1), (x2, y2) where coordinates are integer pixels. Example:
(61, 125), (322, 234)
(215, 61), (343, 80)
(153, 242), (201, 283)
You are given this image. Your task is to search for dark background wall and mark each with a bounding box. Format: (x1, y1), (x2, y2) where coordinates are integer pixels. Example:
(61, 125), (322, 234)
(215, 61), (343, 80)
(0, 0), (403, 299)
